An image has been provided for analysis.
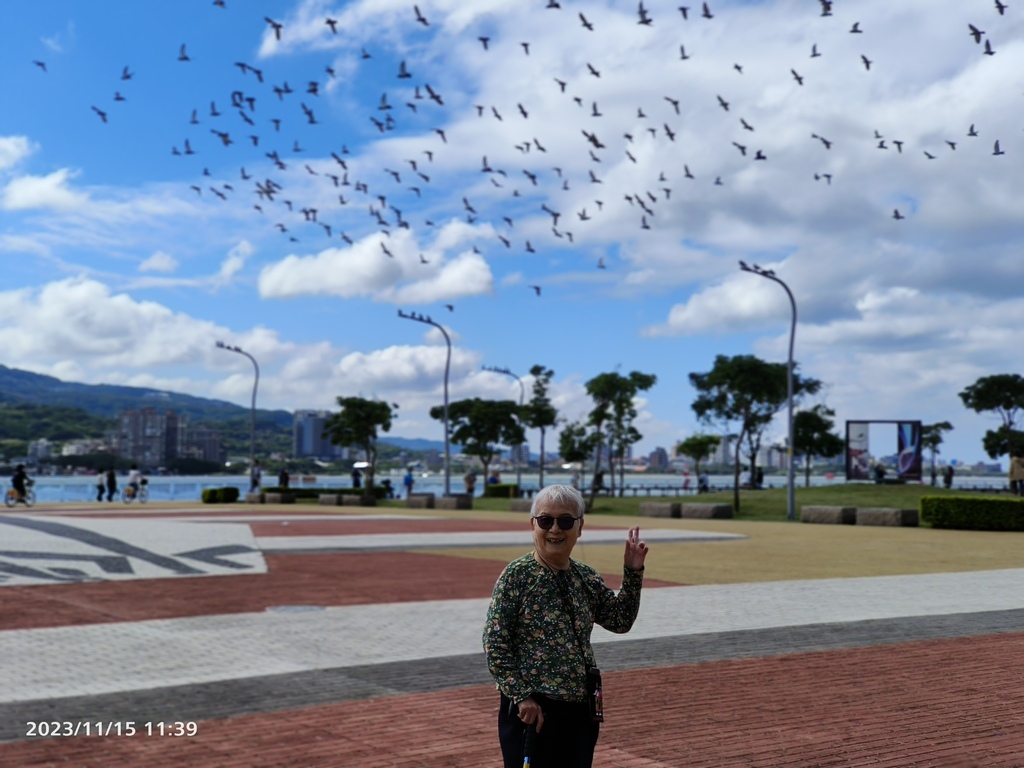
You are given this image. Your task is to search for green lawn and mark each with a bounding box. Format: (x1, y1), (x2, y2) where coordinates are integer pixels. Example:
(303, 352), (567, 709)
(482, 484), (1009, 522)
(303, 483), (1012, 523)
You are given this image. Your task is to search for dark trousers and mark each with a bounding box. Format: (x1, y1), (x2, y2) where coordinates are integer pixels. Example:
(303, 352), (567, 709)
(498, 693), (599, 768)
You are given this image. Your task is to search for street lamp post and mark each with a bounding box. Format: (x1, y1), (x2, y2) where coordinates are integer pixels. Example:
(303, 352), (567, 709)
(215, 341), (260, 473)
(739, 261), (798, 521)
(398, 310), (452, 497)
(482, 365), (525, 493)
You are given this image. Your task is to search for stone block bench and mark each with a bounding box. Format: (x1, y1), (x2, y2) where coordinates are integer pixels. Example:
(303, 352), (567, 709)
(264, 492), (295, 504)
(681, 503), (733, 519)
(640, 502), (680, 518)
(510, 499), (533, 512)
(245, 492), (265, 504)
(343, 494), (376, 507)
(801, 506), (856, 525)
(856, 507), (919, 527)
(437, 494), (473, 510)
(318, 494), (342, 505)
(406, 493), (436, 509)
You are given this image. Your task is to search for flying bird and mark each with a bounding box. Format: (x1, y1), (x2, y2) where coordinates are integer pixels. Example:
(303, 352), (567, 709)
(178, 44), (190, 62)
(969, 24), (985, 44)
(529, 285), (542, 296)
(264, 17), (283, 40)
(414, 5), (429, 25)
(579, 13), (594, 30)
(702, 2), (713, 19)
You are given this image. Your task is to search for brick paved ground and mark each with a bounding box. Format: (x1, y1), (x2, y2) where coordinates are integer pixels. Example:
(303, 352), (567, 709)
(4, 503), (1023, 767)
(5, 632), (1023, 767)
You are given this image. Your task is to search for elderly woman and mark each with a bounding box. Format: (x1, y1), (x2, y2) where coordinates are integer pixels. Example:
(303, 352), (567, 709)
(483, 484), (649, 768)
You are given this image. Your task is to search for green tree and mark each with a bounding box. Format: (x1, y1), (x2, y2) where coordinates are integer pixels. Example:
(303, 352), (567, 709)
(323, 397), (397, 492)
(584, 371), (657, 502)
(690, 354), (820, 512)
(959, 374), (1024, 458)
(920, 421), (954, 485)
(676, 434), (721, 479)
(793, 405), (845, 487)
(558, 420), (599, 492)
(430, 398), (524, 488)
(521, 365), (559, 488)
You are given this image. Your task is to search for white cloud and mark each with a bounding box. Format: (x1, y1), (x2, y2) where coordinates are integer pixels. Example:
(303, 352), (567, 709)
(0, 136), (36, 172)
(1, 168), (88, 211)
(258, 227), (494, 303)
(139, 251), (179, 273)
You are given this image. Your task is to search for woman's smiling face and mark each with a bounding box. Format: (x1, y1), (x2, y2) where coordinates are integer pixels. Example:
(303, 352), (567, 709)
(531, 502), (583, 569)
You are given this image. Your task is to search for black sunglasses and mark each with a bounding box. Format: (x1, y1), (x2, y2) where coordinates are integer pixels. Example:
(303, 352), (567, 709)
(533, 514), (580, 531)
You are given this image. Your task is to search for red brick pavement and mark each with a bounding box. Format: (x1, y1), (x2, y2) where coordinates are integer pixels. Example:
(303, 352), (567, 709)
(8, 632), (1023, 767)
(1, 552), (678, 630)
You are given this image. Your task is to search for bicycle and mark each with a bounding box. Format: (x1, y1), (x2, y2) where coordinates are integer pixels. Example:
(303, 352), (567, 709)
(5, 479), (36, 508)
(121, 481), (149, 504)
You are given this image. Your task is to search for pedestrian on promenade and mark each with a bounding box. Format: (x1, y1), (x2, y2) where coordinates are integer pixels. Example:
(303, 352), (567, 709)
(351, 467), (362, 489)
(483, 484), (649, 768)
(105, 467), (118, 502)
(464, 469), (477, 496)
(95, 472), (105, 502)
(278, 467), (290, 489)
(249, 460), (262, 493)
(1009, 453), (1024, 496)
(403, 467), (414, 498)
(943, 464), (954, 489)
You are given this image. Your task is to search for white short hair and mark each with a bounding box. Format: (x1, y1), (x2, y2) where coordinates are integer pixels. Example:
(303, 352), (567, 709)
(531, 484), (585, 517)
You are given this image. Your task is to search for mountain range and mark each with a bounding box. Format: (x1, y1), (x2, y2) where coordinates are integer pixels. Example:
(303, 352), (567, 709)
(0, 365), (460, 454)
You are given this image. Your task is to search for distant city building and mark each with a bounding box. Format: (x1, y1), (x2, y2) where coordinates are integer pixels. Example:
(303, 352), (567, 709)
(115, 409), (222, 467)
(60, 439), (109, 457)
(710, 437), (732, 467)
(27, 438), (53, 460)
(508, 442), (531, 465)
(648, 447), (669, 469)
(293, 409), (347, 460)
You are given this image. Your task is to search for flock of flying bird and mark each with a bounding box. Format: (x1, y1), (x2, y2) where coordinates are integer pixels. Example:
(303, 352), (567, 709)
(29, 0), (1016, 298)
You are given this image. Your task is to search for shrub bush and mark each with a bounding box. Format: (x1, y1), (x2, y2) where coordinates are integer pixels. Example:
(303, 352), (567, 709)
(261, 486), (389, 500)
(920, 495), (1024, 531)
(484, 483), (520, 499)
(201, 487), (241, 504)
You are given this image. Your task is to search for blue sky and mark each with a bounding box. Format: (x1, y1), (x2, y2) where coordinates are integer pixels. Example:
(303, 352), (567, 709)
(2, 0), (1023, 466)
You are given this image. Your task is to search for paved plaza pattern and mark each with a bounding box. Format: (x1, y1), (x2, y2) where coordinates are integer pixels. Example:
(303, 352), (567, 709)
(1, 501), (1023, 767)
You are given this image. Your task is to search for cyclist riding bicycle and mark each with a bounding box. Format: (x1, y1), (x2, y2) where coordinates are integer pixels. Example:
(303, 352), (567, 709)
(127, 464), (142, 496)
(11, 464), (30, 504)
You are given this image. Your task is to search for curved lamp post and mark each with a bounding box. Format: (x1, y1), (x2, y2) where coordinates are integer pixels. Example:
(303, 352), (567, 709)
(398, 310), (452, 496)
(739, 261), (797, 521)
(482, 364), (525, 492)
(215, 341), (260, 472)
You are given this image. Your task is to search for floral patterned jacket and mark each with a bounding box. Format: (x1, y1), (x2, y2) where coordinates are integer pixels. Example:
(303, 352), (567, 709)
(483, 552), (644, 703)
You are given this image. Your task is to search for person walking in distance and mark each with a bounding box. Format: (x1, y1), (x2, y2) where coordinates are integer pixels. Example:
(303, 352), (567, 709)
(105, 467), (118, 502)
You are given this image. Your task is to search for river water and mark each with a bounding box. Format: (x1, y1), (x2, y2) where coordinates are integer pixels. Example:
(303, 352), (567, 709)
(20, 471), (1011, 504)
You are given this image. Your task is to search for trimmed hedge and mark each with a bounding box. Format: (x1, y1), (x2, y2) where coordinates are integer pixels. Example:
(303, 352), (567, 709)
(484, 483), (520, 499)
(261, 486), (389, 500)
(201, 486), (241, 504)
(920, 495), (1024, 531)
